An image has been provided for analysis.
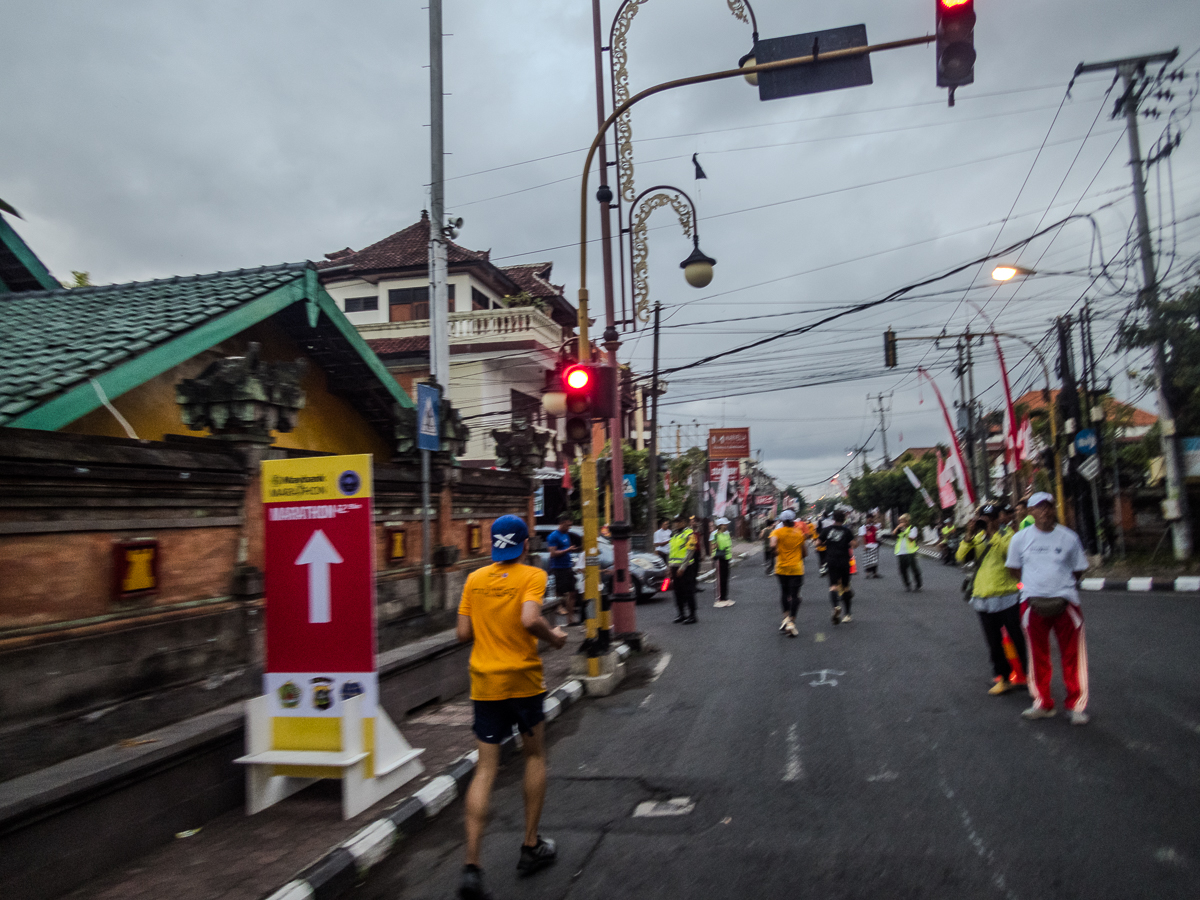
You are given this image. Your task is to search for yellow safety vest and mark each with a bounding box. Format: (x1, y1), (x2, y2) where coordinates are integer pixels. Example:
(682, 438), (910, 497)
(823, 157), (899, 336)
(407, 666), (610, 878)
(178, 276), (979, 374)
(713, 530), (733, 558)
(669, 528), (694, 565)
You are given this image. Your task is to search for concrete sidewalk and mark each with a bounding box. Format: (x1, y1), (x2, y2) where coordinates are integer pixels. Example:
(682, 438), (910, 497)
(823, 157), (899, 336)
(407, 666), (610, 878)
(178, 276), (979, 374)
(58, 615), (607, 900)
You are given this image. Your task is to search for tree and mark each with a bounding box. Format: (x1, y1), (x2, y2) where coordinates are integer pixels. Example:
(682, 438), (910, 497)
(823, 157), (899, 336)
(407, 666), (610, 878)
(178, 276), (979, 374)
(61, 270), (91, 288)
(846, 451), (940, 526)
(1119, 277), (1200, 435)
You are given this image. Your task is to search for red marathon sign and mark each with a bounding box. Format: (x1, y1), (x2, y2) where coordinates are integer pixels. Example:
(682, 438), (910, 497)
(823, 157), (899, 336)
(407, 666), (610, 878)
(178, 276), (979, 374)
(261, 454), (376, 719)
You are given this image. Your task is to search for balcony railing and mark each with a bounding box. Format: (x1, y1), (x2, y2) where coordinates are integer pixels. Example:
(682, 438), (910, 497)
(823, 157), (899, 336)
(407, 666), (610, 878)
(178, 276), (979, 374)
(356, 306), (564, 351)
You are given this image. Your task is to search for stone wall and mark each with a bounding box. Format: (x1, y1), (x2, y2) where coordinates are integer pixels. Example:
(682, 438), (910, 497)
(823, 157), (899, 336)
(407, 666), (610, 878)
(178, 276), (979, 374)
(0, 427), (533, 780)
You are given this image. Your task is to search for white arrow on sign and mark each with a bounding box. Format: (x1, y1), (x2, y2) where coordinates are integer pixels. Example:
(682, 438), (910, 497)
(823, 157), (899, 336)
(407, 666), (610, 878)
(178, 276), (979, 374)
(295, 529), (343, 623)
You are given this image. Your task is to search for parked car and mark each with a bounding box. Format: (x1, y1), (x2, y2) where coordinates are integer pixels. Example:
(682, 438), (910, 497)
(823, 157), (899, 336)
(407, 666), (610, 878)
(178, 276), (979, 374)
(531, 525), (668, 602)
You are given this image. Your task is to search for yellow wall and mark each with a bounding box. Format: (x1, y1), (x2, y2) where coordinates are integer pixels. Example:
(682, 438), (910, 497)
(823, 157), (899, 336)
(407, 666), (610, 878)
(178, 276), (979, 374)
(61, 321), (392, 459)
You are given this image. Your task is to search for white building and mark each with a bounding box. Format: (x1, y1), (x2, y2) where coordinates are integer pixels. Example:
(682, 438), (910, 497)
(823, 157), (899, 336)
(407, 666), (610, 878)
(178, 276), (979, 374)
(317, 212), (578, 466)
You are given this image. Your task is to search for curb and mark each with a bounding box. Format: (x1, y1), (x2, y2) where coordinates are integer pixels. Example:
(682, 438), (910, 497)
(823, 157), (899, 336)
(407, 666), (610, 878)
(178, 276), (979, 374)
(259, 673), (598, 900)
(1080, 576), (1200, 592)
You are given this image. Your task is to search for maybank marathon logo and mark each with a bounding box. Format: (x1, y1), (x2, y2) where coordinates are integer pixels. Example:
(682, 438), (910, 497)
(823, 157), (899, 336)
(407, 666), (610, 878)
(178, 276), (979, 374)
(268, 474), (326, 499)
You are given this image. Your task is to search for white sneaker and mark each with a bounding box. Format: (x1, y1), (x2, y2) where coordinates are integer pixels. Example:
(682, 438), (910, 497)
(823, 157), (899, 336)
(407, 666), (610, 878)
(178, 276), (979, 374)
(841, 614), (853, 623)
(785, 619), (799, 637)
(1069, 710), (1090, 726)
(1021, 705), (1056, 720)
(831, 605), (842, 625)
(779, 616), (790, 633)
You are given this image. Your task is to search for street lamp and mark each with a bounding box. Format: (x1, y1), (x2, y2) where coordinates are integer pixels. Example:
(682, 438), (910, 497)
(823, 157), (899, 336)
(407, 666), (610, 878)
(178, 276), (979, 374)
(629, 185), (715, 316)
(991, 264), (1036, 282)
(609, 0), (758, 324)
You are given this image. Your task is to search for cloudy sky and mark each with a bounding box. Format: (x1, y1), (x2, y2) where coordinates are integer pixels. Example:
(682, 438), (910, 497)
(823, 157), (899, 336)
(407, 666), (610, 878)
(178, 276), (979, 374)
(3, 1), (1199, 490)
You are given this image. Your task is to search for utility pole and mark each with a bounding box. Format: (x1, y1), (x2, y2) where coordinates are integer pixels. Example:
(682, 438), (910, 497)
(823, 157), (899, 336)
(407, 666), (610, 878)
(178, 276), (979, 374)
(427, 0), (450, 390)
(873, 392), (892, 468)
(591, 0), (636, 640)
(1075, 49), (1190, 559)
(646, 302), (661, 549)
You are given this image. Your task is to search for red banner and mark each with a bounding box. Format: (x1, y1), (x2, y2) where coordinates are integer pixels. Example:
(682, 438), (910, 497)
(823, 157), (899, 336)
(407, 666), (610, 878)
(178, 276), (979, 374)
(708, 427), (751, 459)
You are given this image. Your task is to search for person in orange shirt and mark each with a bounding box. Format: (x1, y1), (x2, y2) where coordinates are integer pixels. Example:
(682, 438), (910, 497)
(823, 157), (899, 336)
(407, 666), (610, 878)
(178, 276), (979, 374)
(456, 515), (568, 900)
(770, 509), (809, 637)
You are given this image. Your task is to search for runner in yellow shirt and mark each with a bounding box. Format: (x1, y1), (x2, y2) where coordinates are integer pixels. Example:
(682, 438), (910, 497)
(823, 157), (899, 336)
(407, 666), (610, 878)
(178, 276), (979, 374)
(456, 515), (567, 899)
(770, 509), (809, 637)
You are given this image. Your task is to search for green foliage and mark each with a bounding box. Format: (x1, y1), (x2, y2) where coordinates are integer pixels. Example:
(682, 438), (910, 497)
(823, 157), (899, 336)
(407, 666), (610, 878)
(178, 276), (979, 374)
(501, 290), (549, 314)
(61, 270), (91, 288)
(1119, 279), (1200, 435)
(846, 450), (941, 527)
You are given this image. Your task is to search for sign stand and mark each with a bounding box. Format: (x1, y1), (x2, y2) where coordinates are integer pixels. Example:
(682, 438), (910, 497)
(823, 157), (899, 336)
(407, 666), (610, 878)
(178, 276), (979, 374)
(417, 383), (441, 612)
(235, 454), (425, 820)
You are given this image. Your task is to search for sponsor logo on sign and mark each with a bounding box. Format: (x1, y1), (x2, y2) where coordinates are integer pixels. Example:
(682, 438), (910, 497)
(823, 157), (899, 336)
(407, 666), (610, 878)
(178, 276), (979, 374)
(339, 470), (361, 496)
(278, 680), (301, 708)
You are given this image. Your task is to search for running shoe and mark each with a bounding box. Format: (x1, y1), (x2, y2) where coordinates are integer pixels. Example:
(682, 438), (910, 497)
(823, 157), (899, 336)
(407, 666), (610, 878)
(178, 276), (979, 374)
(517, 836), (558, 875)
(1021, 705), (1056, 720)
(841, 614), (852, 623)
(831, 605), (842, 625)
(683, 615), (698, 624)
(460, 865), (494, 899)
(1069, 710), (1090, 726)
(785, 619), (799, 637)
(988, 678), (1013, 696)
(780, 616), (790, 633)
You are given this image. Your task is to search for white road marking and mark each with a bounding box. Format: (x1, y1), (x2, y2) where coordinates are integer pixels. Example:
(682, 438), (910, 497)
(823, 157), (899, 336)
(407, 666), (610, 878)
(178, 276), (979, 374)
(633, 797), (695, 817)
(939, 778), (1021, 900)
(867, 770), (898, 783)
(783, 723), (804, 782)
(1155, 847), (1186, 866)
(800, 669), (845, 687)
(649, 652), (672, 682)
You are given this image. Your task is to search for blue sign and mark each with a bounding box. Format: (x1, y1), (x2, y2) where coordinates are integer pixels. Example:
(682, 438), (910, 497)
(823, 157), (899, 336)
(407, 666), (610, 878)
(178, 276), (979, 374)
(623, 474), (637, 498)
(1074, 428), (1098, 457)
(417, 384), (441, 452)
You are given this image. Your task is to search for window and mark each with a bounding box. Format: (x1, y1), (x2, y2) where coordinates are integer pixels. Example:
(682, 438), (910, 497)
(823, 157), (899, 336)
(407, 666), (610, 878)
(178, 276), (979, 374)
(472, 287), (490, 311)
(344, 295), (378, 313)
(388, 284), (454, 322)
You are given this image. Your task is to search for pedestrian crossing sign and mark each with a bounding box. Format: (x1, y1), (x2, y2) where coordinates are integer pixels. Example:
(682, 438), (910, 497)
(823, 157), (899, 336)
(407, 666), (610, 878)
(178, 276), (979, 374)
(417, 383), (440, 452)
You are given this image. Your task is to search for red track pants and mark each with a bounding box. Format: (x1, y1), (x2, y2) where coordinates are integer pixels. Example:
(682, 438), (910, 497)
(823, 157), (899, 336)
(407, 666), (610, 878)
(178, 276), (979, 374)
(1020, 600), (1089, 713)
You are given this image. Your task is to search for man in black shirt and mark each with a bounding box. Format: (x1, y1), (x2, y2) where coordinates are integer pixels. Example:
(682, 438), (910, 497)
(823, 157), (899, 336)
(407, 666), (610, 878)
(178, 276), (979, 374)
(820, 510), (858, 624)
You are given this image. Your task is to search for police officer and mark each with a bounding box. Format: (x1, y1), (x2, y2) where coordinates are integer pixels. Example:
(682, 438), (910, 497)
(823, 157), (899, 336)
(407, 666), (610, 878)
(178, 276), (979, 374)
(669, 514), (698, 624)
(711, 517), (734, 607)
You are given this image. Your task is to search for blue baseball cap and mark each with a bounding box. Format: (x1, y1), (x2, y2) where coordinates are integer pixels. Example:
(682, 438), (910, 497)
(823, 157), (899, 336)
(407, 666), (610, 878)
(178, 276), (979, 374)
(490, 515), (529, 561)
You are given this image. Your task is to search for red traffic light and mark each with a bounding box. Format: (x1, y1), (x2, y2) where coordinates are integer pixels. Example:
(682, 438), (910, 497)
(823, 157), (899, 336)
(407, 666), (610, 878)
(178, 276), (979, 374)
(565, 366), (591, 391)
(939, 0), (970, 7)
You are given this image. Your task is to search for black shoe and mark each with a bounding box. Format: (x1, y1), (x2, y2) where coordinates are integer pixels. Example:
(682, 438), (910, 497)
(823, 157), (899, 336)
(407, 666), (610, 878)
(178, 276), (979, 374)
(673, 613), (687, 623)
(517, 836), (558, 876)
(684, 615), (698, 624)
(460, 865), (494, 900)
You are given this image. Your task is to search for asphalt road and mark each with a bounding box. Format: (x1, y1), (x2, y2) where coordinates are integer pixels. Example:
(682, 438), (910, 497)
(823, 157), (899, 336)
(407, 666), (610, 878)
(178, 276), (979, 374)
(354, 549), (1200, 900)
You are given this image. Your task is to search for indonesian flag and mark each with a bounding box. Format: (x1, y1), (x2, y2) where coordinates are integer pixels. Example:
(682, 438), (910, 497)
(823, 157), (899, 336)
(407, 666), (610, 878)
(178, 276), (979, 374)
(936, 451), (957, 508)
(993, 336), (1020, 469)
(1017, 415), (1032, 465)
(918, 368), (976, 505)
(714, 461), (732, 517)
(831, 475), (849, 498)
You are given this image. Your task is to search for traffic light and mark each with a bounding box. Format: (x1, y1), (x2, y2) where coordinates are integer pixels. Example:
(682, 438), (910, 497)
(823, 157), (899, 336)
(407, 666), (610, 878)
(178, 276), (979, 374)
(936, 0), (975, 102)
(561, 363), (617, 443)
(884, 328), (898, 368)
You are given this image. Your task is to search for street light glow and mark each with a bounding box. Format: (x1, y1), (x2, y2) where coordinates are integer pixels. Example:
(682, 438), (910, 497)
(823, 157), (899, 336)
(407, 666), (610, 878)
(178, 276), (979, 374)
(991, 265), (1035, 282)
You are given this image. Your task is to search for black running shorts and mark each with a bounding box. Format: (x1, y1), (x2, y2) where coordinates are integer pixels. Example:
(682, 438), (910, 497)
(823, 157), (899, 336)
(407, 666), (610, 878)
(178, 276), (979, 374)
(827, 562), (852, 588)
(552, 568), (576, 596)
(472, 693), (547, 744)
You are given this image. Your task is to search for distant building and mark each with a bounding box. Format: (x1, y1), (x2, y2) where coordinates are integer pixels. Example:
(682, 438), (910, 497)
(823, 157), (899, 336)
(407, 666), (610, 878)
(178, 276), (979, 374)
(317, 212), (578, 466)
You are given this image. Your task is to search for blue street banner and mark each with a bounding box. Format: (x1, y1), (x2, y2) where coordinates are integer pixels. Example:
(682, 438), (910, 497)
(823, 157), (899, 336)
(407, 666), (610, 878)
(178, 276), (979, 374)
(417, 384), (440, 453)
(623, 474), (637, 498)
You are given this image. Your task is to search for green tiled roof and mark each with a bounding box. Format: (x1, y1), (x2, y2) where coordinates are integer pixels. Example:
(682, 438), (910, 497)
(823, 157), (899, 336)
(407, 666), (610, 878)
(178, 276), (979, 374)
(0, 264), (308, 424)
(0, 261), (413, 434)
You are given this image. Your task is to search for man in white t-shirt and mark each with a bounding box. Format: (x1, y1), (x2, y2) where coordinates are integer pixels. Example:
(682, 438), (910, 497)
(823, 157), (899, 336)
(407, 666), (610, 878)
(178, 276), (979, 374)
(1005, 491), (1091, 724)
(653, 518), (672, 565)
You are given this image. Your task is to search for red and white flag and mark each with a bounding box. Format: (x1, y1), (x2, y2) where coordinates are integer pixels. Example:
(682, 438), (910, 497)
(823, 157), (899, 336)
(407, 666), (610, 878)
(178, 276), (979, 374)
(991, 336), (1021, 469)
(1017, 415), (1032, 465)
(936, 451), (957, 508)
(918, 368), (976, 505)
